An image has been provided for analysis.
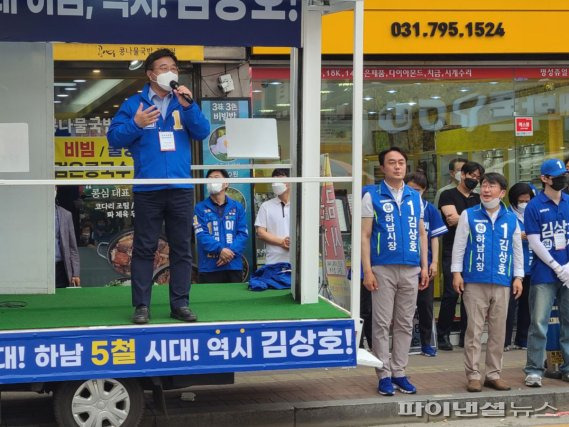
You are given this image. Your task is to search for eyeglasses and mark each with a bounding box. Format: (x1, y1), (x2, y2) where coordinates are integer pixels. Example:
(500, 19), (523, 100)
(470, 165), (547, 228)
(480, 182), (500, 190)
(154, 65), (179, 73)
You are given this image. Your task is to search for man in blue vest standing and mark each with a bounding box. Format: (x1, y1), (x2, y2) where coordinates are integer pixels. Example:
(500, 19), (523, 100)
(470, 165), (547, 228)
(524, 158), (569, 387)
(451, 172), (523, 392)
(361, 147), (429, 396)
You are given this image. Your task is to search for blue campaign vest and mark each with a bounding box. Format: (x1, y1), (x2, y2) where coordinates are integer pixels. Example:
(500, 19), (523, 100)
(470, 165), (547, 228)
(463, 204), (518, 287)
(368, 181), (422, 266)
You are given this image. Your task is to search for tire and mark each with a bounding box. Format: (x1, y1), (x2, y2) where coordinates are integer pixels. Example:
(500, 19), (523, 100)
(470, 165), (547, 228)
(53, 378), (144, 427)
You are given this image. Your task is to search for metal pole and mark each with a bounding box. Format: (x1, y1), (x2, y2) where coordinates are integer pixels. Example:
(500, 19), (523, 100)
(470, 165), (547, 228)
(298, 1), (322, 303)
(350, 0), (364, 324)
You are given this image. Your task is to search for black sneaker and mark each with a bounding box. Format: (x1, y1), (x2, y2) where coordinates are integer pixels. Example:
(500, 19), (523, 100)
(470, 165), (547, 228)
(438, 335), (453, 351)
(132, 305), (149, 324)
(170, 306), (198, 322)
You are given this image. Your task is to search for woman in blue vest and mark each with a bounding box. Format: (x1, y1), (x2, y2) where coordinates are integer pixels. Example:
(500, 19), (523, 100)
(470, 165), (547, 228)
(451, 172), (524, 393)
(504, 183), (534, 351)
(405, 171), (448, 358)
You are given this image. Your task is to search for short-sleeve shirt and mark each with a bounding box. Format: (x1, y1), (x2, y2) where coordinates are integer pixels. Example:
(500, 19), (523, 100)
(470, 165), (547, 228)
(524, 191), (569, 284)
(438, 187), (480, 256)
(254, 197), (290, 265)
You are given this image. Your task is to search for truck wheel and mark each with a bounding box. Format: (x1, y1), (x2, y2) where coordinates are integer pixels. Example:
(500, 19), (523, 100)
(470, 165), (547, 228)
(53, 378), (144, 427)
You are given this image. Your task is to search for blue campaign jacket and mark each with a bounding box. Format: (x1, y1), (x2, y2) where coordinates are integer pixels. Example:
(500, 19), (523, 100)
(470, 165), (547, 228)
(366, 181), (422, 267)
(463, 204), (518, 287)
(107, 83), (210, 192)
(423, 199), (448, 265)
(193, 196), (249, 273)
(509, 208), (534, 275)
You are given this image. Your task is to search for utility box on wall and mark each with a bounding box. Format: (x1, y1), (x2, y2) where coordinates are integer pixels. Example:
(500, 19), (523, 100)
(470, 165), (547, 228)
(0, 42), (54, 294)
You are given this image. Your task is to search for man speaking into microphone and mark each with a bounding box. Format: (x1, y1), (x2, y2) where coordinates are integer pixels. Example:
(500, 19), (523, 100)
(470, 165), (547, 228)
(107, 48), (210, 324)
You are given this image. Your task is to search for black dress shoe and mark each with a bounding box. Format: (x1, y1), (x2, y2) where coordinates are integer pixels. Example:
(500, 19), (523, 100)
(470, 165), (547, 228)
(438, 335), (453, 351)
(132, 305), (149, 324)
(171, 306), (197, 322)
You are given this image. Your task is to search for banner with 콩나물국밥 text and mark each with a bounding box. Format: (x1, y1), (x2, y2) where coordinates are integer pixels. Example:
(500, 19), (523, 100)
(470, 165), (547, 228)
(0, 320), (356, 385)
(0, 0), (301, 47)
(54, 136), (133, 180)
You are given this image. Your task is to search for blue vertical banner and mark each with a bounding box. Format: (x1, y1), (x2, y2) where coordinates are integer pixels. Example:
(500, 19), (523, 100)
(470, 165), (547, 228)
(200, 98), (253, 280)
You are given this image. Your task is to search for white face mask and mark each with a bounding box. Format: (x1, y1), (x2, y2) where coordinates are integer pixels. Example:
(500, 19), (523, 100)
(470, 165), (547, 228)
(517, 202), (528, 213)
(153, 71), (178, 92)
(481, 198), (501, 210)
(207, 182), (223, 195)
(272, 182), (287, 196)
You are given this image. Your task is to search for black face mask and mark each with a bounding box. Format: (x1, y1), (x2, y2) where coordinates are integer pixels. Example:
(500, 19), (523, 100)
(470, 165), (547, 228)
(464, 177), (478, 190)
(551, 175), (567, 191)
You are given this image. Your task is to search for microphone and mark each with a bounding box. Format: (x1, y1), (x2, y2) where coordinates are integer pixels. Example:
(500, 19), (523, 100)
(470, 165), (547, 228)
(169, 81), (193, 105)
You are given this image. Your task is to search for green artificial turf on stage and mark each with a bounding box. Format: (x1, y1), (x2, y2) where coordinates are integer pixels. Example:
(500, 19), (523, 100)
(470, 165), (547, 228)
(0, 283), (348, 330)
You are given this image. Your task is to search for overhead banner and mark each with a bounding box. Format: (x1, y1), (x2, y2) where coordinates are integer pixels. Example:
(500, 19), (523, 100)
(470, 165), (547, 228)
(0, 320), (356, 384)
(0, 1), (301, 47)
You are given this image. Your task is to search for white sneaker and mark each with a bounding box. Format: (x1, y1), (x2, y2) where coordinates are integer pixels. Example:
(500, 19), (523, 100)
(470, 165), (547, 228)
(525, 374), (542, 387)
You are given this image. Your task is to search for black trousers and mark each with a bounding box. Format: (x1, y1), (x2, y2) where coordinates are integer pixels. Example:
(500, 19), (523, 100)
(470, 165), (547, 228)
(360, 282), (373, 349)
(55, 261), (68, 288)
(131, 189), (194, 310)
(199, 270), (242, 284)
(436, 254), (467, 339)
(417, 279), (434, 346)
(505, 274), (531, 347)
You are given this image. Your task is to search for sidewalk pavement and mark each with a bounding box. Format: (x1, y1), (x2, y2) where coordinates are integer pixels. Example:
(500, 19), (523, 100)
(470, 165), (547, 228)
(2, 347), (568, 426)
(150, 347), (569, 426)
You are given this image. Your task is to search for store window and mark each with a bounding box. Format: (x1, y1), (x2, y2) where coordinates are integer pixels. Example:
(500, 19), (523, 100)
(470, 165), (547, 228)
(252, 65), (569, 304)
(252, 66), (569, 203)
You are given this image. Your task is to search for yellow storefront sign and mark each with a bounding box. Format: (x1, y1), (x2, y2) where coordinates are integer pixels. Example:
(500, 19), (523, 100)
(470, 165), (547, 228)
(54, 44), (204, 61)
(54, 137), (133, 180)
(254, 0), (569, 55)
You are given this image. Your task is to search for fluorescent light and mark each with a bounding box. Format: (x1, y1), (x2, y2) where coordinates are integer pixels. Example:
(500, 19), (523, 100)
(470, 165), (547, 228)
(57, 94), (69, 98)
(113, 104), (119, 108)
(252, 90), (262, 93)
(321, 90), (332, 94)
(73, 79), (86, 83)
(64, 87), (77, 91)
(269, 81), (282, 85)
(368, 111), (377, 115)
(92, 69), (101, 74)
(104, 110), (109, 114)
(459, 88), (470, 92)
(54, 100), (61, 104)
(54, 82), (76, 87)
(489, 81), (499, 85)
(408, 101), (417, 106)
(276, 103), (290, 107)
(338, 82), (353, 87)
(364, 96), (374, 101)
(430, 95), (441, 99)
(258, 109), (275, 113)
(321, 108), (335, 112)
(386, 89), (397, 94)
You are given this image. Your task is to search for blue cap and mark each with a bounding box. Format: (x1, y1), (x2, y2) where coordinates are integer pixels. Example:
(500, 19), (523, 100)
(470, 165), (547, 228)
(540, 159), (567, 177)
